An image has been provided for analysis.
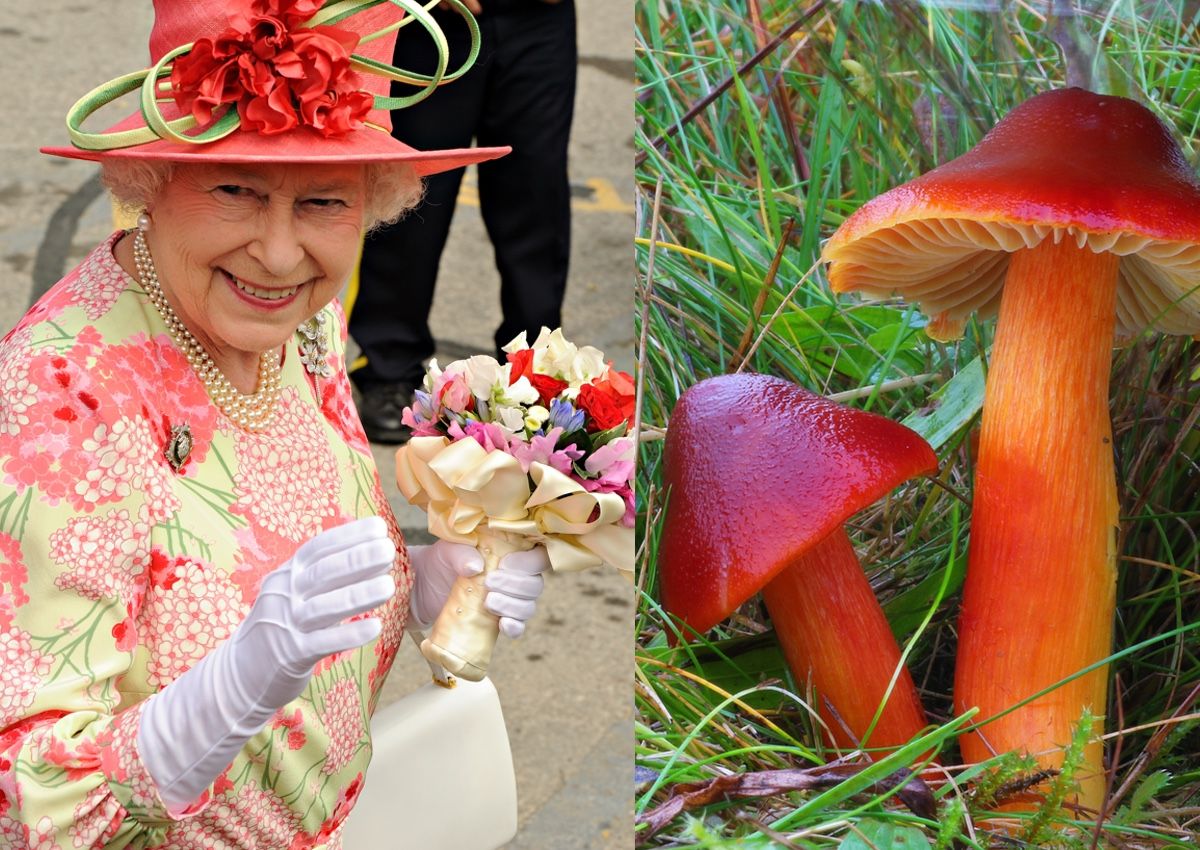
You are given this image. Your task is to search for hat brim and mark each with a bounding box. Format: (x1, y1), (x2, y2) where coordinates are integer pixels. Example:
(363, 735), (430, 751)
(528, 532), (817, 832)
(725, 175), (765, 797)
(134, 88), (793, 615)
(41, 123), (509, 177)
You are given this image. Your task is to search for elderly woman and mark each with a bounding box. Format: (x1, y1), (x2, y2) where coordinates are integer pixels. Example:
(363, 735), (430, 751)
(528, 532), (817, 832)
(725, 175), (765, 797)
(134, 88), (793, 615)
(0, 0), (548, 847)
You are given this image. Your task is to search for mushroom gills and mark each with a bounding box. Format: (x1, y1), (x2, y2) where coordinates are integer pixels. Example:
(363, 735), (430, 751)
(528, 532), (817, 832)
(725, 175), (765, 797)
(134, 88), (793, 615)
(831, 217), (1200, 339)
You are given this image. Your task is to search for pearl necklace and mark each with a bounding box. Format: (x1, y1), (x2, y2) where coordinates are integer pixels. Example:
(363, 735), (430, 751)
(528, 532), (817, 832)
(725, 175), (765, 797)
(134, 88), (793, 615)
(133, 230), (283, 431)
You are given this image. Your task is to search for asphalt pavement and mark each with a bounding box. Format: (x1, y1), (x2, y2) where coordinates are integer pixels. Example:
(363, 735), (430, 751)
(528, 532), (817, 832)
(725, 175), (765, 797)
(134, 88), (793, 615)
(5, 3), (633, 848)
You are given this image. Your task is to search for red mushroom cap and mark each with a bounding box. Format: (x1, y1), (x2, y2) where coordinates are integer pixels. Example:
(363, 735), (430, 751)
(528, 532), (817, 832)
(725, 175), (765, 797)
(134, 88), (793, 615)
(824, 88), (1200, 339)
(659, 373), (938, 634)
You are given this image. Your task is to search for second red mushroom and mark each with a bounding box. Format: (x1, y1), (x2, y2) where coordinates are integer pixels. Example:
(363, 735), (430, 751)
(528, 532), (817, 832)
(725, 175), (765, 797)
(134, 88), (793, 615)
(659, 374), (937, 754)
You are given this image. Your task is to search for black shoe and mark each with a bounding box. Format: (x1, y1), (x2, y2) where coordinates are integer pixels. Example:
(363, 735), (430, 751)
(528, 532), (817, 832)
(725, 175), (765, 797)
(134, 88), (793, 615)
(355, 382), (416, 445)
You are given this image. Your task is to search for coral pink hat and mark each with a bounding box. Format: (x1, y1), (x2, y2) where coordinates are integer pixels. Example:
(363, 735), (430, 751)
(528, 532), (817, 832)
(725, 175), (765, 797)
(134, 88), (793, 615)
(41, 0), (508, 175)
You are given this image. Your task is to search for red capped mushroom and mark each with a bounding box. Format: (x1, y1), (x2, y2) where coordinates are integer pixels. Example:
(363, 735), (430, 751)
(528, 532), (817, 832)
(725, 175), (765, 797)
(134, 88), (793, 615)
(823, 88), (1200, 809)
(659, 373), (937, 754)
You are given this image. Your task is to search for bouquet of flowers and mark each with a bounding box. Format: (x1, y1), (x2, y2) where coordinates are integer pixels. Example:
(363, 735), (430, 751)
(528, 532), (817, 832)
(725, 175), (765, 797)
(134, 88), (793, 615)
(396, 328), (635, 680)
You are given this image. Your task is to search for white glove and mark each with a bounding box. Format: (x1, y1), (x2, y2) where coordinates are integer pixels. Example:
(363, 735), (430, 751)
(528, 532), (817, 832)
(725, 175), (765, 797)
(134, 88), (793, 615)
(408, 541), (549, 638)
(138, 517), (396, 813)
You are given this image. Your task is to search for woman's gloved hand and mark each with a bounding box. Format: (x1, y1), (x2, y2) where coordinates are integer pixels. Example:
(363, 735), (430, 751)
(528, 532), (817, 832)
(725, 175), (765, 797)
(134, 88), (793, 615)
(138, 517), (397, 813)
(408, 541), (549, 638)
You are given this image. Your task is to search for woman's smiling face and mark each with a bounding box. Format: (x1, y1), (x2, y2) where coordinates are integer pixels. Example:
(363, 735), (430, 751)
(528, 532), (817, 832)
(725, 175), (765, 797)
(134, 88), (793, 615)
(142, 162), (367, 369)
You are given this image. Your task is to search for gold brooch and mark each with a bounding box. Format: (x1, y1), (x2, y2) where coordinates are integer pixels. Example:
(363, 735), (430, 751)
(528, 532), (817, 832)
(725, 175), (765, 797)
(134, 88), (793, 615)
(164, 423), (193, 473)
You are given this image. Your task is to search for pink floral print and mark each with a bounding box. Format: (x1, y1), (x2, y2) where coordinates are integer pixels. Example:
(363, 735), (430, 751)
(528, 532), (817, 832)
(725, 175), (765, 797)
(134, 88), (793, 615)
(319, 680), (364, 776)
(0, 807), (23, 847)
(0, 235), (409, 849)
(0, 533), (29, 631)
(93, 337), (219, 468)
(0, 629), (53, 728)
(22, 815), (65, 850)
(74, 416), (181, 520)
(231, 389), (341, 544)
(67, 240), (128, 321)
(162, 781), (299, 850)
(139, 553), (246, 689)
(69, 786), (126, 848)
(0, 328), (38, 439)
(51, 507), (151, 607)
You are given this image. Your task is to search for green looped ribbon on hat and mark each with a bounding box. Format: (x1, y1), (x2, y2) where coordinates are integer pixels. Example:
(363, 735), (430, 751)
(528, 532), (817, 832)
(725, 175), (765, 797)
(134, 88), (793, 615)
(66, 0), (480, 151)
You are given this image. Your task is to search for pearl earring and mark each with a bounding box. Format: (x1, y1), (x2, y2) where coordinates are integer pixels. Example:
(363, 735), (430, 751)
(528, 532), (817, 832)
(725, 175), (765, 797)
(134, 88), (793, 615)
(137, 212), (152, 232)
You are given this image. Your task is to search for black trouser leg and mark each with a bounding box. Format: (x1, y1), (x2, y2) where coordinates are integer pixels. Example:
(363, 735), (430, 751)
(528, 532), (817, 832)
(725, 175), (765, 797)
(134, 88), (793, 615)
(479, 2), (577, 355)
(349, 10), (490, 388)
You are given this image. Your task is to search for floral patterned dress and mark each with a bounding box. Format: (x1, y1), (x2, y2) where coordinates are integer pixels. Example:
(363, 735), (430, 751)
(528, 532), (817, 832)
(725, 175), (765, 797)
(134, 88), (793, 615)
(0, 233), (413, 849)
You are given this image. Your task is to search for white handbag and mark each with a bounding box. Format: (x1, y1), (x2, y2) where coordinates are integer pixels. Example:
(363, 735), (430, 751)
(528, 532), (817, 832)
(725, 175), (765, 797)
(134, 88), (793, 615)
(340, 629), (518, 849)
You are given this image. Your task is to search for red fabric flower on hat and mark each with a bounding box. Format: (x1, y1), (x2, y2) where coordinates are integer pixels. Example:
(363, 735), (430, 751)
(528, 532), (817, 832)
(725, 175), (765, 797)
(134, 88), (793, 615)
(170, 0), (373, 138)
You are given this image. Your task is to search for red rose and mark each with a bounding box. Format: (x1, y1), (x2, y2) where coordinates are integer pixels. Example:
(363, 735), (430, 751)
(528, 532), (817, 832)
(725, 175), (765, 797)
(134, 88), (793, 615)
(579, 368), (635, 430)
(530, 374), (569, 406)
(576, 383), (627, 432)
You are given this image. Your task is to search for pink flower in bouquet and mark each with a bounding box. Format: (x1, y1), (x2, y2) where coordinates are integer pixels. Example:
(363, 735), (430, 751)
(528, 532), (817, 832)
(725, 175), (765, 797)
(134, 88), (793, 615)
(509, 427), (583, 475)
(583, 436), (634, 487)
(580, 436), (635, 526)
(449, 420), (510, 454)
(432, 370), (473, 414)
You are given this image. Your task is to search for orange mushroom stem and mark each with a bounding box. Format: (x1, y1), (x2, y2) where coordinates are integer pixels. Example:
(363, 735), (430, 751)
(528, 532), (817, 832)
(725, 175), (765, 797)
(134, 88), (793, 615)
(763, 526), (929, 752)
(956, 236), (1119, 808)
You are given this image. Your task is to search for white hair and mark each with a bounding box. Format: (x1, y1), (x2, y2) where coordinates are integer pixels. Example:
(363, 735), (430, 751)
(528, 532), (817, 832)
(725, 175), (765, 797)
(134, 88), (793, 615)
(100, 159), (424, 231)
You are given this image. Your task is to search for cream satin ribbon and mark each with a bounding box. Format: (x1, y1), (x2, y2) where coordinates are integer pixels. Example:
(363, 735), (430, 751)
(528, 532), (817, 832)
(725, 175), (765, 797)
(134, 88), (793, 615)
(396, 436), (634, 576)
(396, 435), (633, 680)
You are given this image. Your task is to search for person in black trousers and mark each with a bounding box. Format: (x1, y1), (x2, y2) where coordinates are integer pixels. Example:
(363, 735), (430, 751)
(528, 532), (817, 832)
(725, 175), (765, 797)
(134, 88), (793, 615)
(351, 0), (577, 443)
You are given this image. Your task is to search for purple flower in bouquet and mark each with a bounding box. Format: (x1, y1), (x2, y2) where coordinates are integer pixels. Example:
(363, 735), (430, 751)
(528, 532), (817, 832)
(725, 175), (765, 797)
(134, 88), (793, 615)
(400, 389), (441, 437)
(546, 397), (586, 435)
